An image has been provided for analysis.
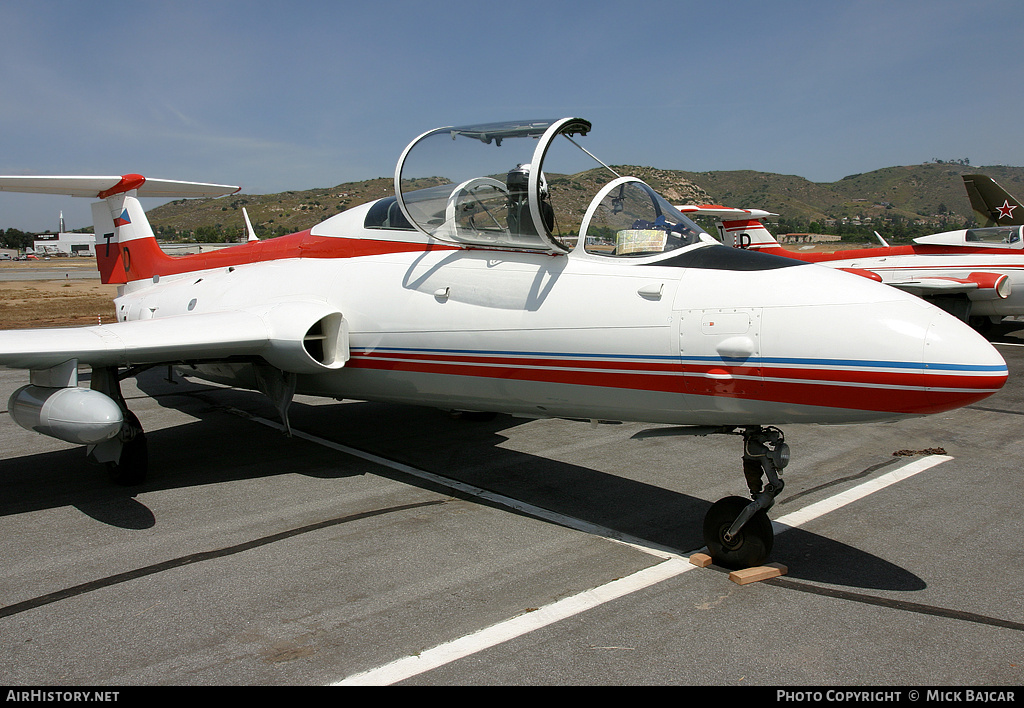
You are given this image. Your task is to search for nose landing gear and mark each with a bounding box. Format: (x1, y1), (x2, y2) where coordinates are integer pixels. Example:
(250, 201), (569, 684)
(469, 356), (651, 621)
(703, 426), (788, 569)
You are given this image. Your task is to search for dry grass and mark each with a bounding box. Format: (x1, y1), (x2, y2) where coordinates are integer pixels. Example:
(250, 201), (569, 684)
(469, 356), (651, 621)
(0, 260), (118, 329)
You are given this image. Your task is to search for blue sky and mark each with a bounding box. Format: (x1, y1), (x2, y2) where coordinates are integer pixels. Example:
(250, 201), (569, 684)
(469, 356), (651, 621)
(2, 0), (1023, 231)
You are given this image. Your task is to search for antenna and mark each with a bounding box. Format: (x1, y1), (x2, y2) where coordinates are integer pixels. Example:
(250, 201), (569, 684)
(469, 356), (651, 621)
(243, 208), (258, 242)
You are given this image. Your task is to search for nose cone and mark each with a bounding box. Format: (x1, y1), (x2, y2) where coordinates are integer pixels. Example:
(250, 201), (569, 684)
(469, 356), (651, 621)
(917, 308), (1008, 414)
(758, 275), (1007, 423)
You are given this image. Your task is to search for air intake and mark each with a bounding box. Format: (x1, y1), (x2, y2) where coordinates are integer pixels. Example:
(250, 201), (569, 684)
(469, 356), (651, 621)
(303, 313), (347, 366)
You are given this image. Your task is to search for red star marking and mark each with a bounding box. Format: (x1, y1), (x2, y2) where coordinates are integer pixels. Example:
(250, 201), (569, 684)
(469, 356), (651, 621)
(997, 200), (1017, 220)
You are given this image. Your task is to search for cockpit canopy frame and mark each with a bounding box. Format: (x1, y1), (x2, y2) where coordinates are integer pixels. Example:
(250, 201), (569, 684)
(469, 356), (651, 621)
(395, 118), (589, 253)
(914, 225), (1024, 249)
(393, 117), (710, 258)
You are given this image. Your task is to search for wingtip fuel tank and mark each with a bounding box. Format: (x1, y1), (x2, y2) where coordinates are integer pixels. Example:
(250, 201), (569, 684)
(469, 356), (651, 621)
(8, 386), (123, 446)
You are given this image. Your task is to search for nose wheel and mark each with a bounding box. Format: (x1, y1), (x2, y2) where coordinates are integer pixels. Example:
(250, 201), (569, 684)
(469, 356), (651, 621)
(702, 426), (788, 569)
(703, 496), (774, 569)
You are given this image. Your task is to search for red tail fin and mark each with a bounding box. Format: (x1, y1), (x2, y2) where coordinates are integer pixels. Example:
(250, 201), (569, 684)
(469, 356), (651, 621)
(92, 195), (174, 284)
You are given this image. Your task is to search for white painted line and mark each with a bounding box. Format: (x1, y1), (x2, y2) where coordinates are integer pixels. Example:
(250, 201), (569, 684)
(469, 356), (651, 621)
(329, 453), (952, 686)
(224, 396), (955, 685)
(335, 556), (694, 686)
(771, 454), (952, 532)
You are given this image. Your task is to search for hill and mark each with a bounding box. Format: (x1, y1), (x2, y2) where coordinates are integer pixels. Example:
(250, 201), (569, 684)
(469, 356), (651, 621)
(147, 177), (393, 241)
(681, 164), (1024, 227)
(144, 163), (1024, 243)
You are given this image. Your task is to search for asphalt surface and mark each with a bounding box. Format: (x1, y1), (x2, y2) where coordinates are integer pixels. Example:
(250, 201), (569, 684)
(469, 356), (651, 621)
(0, 262), (99, 281)
(1, 323), (1023, 687)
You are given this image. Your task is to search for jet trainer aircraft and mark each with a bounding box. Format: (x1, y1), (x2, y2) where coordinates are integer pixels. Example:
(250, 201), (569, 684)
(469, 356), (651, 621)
(688, 198), (1024, 329)
(0, 118), (1009, 568)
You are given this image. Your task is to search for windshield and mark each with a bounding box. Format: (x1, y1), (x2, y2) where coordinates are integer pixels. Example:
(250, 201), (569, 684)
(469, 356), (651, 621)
(580, 178), (707, 257)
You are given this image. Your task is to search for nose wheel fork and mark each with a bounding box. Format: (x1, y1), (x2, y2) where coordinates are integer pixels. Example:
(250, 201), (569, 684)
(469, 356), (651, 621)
(703, 426), (788, 569)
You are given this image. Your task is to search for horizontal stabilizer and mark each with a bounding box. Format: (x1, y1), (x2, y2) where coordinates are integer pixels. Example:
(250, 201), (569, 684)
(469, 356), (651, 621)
(676, 204), (777, 220)
(0, 174), (240, 199)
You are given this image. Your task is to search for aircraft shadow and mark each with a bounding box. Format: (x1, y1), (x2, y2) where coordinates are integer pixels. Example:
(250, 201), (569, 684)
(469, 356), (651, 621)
(0, 368), (927, 592)
(278, 395), (925, 592)
(0, 370), (366, 528)
(0, 445), (159, 530)
(0, 413), (366, 530)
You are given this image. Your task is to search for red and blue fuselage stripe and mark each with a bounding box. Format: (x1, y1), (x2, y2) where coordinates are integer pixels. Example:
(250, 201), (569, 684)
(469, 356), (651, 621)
(347, 346), (1006, 415)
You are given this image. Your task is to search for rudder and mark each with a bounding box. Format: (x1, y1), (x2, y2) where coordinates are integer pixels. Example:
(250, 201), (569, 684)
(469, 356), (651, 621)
(718, 217), (782, 250)
(963, 174), (1024, 227)
(93, 193), (173, 284)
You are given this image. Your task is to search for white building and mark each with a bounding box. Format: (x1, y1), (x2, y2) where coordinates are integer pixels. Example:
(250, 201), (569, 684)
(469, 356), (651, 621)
(32, 231), (96, 256)
(30, 213), (96, 256)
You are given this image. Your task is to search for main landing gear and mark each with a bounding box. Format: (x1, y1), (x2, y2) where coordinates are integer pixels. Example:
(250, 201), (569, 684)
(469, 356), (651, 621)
(702, 426), (788, 569)
(87, 366), (149, 486)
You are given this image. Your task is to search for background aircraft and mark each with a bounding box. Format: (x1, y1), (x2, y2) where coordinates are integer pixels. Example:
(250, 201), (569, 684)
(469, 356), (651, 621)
(684, 199), (1024, 329)
(0, 118), (1008, 569)
(963, 174), (1024, 227)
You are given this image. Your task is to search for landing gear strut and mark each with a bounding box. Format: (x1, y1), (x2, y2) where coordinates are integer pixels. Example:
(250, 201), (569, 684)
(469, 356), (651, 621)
(87, 366), (149, 486)
(703, 426), (788, 568)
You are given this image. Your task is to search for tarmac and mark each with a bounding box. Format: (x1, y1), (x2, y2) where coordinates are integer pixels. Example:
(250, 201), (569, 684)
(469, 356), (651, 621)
(0, 260), (100, 281)
(0, 321), (1022, 686)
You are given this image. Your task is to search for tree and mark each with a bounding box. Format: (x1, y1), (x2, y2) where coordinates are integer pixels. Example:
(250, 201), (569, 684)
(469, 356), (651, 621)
(0, 228), (31, 250)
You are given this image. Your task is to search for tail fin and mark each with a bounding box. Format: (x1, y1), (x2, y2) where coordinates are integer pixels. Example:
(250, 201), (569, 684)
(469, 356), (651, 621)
(0, 174), (239, 284)
(718, 217), (782, 250)
(91, 192), (169, 284)
(963, 174), (1024, 227)
(676, 204), (781, 250)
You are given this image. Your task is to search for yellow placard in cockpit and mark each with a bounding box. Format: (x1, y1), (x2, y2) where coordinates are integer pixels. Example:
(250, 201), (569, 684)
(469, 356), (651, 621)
(616, 229), (666, 255)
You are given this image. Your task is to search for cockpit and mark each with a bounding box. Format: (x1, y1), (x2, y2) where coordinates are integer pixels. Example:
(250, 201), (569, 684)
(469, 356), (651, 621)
(390, 118), (713, 257)
(914, 225), (1024, 249)
(964, 226), (1022, 246)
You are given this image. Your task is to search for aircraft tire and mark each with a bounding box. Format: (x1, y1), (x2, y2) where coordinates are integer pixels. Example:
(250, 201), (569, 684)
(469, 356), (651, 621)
(106, 411), (148, 486)
(969, 316), (993, 335)
(703, 495), (773, 569)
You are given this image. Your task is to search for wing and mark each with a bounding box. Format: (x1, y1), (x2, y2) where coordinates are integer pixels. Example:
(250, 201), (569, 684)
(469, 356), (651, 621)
(888, 273), (1010, 300)
(0, 302), (349, 375)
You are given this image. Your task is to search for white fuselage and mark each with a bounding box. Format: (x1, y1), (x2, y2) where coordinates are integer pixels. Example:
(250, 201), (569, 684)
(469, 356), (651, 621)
(112, 205), (1007, 427)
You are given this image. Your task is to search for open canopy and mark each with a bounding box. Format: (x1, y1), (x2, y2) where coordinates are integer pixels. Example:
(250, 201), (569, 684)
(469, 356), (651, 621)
(394, 117), (709, 257)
